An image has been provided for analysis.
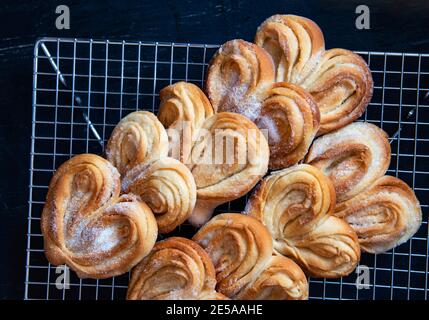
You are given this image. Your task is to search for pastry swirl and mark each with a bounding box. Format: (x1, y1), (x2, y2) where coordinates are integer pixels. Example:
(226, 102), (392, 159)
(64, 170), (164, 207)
(127, 237), (227, 300)
(158, 82), (215, 163)
(205, 39), (274, 120)
(335, 175), (422, 253)
(245, 164), (360, 278)
(255, 82), (320, 169)
(193, 213), (308, 300)
(237, 255), (309, 300)
(187, 112), (269, 226)
(300, 48), (373, 134)
(41, 154), (158, 279)
(255, 14), (373, 134)
(123, 157), (196, 234)
(254, 14), (325, 83)
(106, 111), (168, 175)
(305, 122), (391, 203)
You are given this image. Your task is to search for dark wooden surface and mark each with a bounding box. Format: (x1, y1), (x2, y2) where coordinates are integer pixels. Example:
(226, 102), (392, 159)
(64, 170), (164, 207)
(1, 0), (428, 299)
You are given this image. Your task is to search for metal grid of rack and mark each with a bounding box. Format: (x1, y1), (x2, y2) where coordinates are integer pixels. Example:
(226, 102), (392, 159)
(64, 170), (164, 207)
(25, 37), (429, 300)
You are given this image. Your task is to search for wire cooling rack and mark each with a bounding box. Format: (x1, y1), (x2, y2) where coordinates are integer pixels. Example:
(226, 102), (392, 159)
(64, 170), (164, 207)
(25, 37), (429, 300)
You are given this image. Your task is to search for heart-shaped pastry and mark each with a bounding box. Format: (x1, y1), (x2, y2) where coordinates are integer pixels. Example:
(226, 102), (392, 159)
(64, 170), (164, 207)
(108, 110), (197, 234)
(335, 175), (422, 254)
(255, 14), (373, 134)
(187, 112), (269, 226)
(245, 164), (361, 278)
(193, 213), (308, 299)
(127, 237), (227, 300)
(41, 154), (158, 278)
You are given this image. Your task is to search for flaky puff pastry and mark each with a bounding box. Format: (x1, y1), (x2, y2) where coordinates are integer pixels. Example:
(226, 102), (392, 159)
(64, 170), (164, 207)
(122, 157), (196, 234)
(245, 164), (360, 278)
(158, 82), (215, 163)
(41, 154), (158, 279)
(335, 176), (422, 254)
(187, 112), (269, 227)
(205, 40), (319, 169)
(305, 122), (391, 203)
(106, 111), (168, 175)
(255, 14), (373, 135)
(127, 237), (228, 300)
(193, 213), (308, 300)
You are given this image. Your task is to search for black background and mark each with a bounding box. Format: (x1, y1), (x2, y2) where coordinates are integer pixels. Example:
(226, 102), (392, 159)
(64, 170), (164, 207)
(1, 0), (429, 299)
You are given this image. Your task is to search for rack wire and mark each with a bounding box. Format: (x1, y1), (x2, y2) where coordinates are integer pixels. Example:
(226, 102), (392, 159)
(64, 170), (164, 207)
(25, 37), (429, 300)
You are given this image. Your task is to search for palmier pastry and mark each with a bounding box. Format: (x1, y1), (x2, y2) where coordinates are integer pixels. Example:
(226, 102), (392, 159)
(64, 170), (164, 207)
(127, 237), (227, 300)
(255, 14), (373, 134)
(205, 40), (319, 169)
(158, 82), (215, 163)
(305, 122), (391, 203)
(245, 164), (360, 278)
(187, 112), (269, 226)
(106, 111), (168, 175)
(41, 154), (158, 279)
(122, 157), (196, 234)
(193, 213), (309, 300)
(335, 175), (422, 253)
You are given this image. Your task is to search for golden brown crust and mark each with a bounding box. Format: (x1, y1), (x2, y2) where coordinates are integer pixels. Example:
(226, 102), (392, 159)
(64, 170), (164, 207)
(255, 82), (320, 169)
(245, 164), (360, 278)
(282, 215), (361, 278)
(255, 15), (373, 134)
(255, 14), (325, 83)
(305, 122), (391, 203)
(301, 49), (374, 135)
(158, 82), (215, 163)
(193, 213), (308, 300)
(187, 112), (269, 226)
(205, 39), (275, 117)
(106, 111), (168, 175)
(237, 255), (308, 300)
(335, 175), (422, 253)
(41, 154), (158, 279)
(122, 157), (197, 234)
(127, 237), (225, 300)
